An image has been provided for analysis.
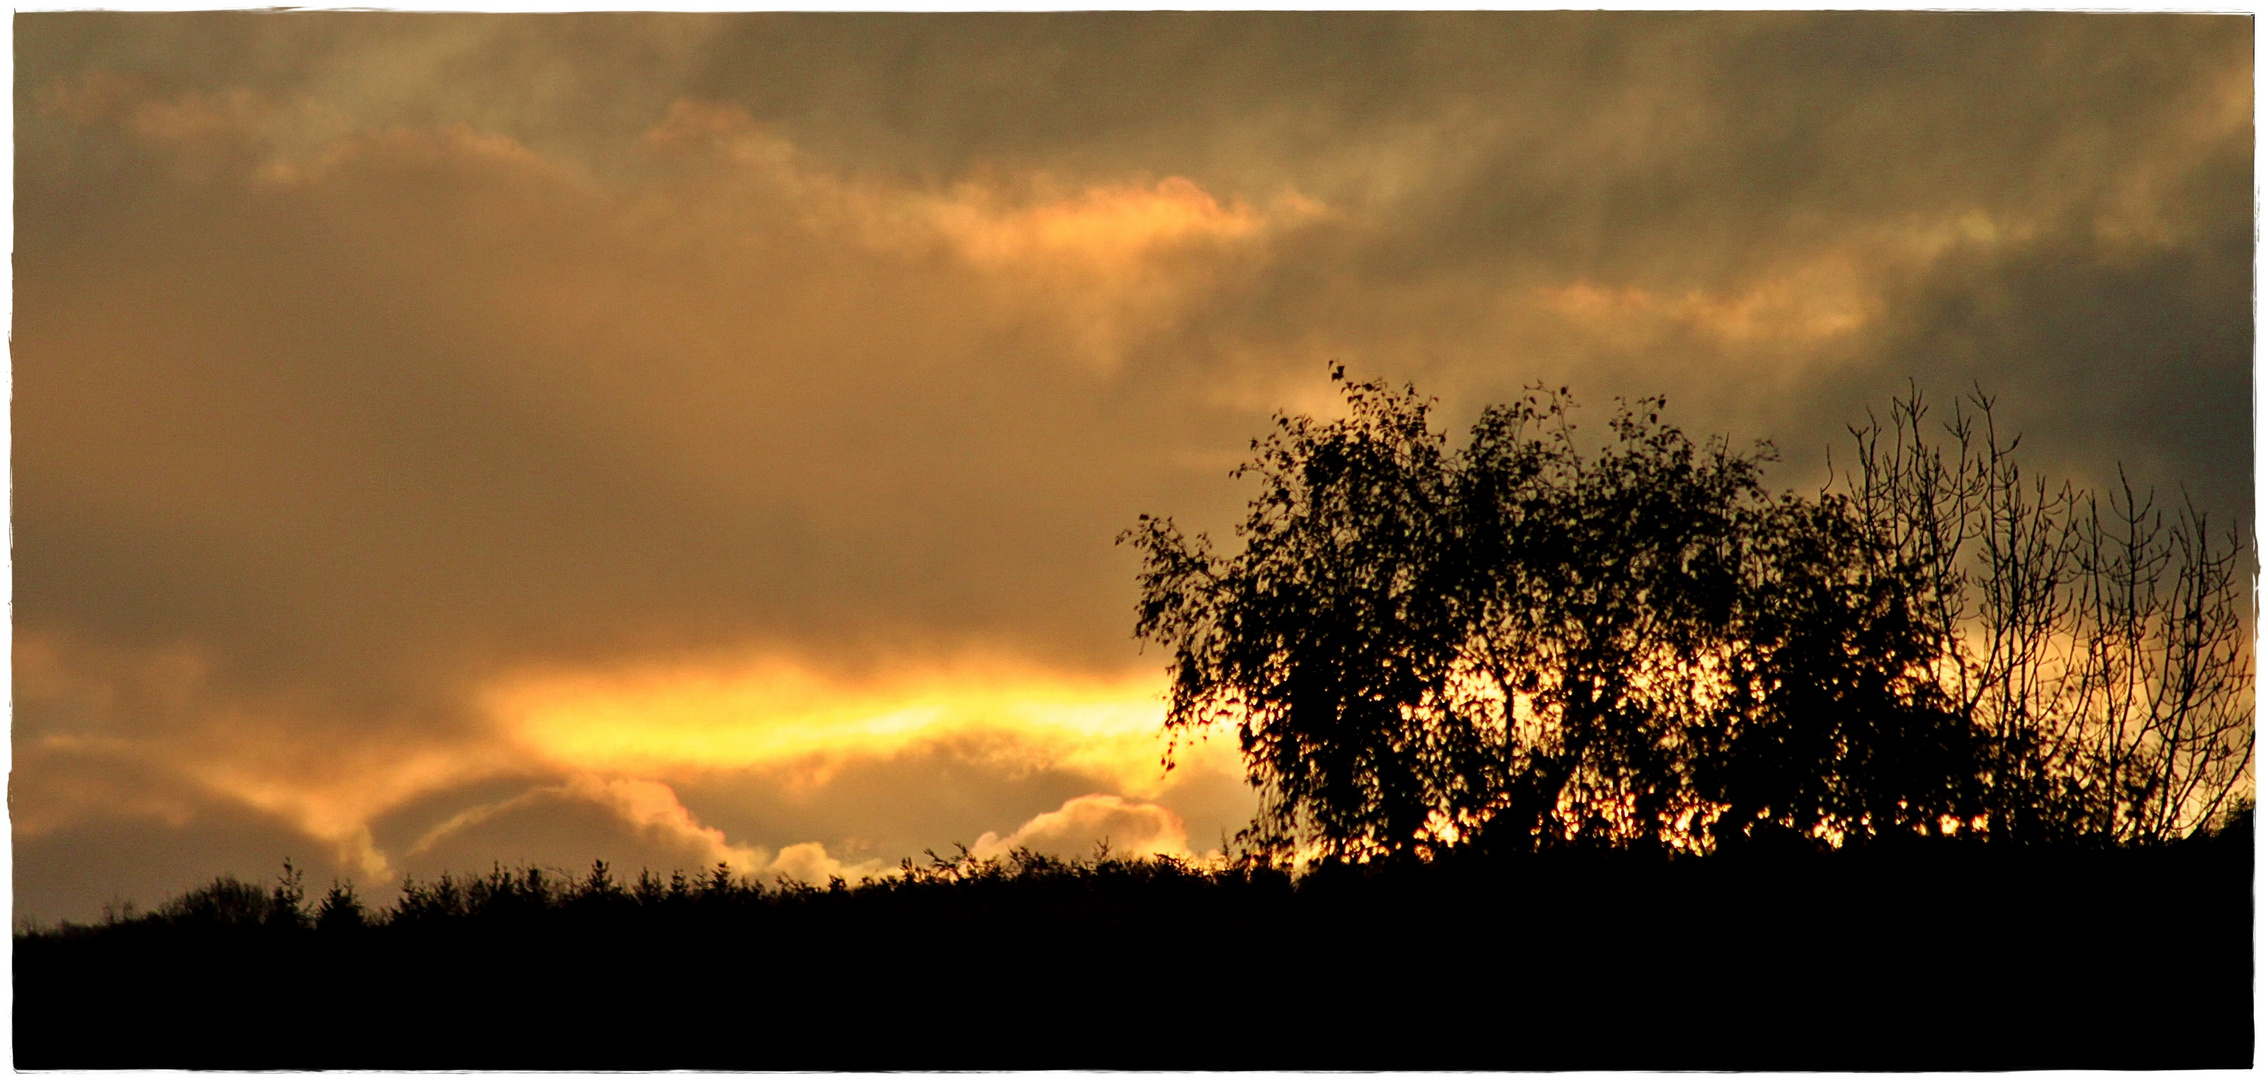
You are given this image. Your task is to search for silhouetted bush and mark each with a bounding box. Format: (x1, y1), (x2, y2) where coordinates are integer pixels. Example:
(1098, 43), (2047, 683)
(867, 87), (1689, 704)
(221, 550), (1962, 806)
(146, 861), (310, 930)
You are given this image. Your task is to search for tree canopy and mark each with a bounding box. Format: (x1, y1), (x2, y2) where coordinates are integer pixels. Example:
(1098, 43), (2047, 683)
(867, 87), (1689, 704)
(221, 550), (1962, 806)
(1125, 370), (2253, 860)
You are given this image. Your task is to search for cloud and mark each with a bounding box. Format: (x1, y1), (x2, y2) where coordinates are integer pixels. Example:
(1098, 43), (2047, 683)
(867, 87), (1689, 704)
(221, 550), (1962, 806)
(480, 650), (1229, 799)
(13, 12), (2247, 921)
(971, 794), (1195, 862)
(14, 633), (522, 880)
(767, 842), (887, 885)
(408, 775), (762, 871)
(398, 774), (890, 888)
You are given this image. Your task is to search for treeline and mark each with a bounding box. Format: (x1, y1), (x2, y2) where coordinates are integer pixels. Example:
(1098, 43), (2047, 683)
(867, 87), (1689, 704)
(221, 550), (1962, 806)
(44, 846), (1239, 936)
(17, 827), (2253, 1069)
(1126, 371), (2253, 860)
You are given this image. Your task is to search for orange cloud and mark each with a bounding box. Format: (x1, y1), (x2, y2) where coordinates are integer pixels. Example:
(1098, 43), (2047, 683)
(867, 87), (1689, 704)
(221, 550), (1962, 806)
(1536, 211), (2042, 349)
(926, 176), (1273, 269)
(399, 774), (899, 886)
(14, 634), (523, 878)
(970, 793), (1195, 862)
(768, 841), (887, 885)
(39, 70), (354, 180)
(1540, 271), (1875, 346)
(632, 97), (1323, 367)
(639, 98), (1320, 269)
(18, 633), (1242, 889)
(481, 651), (1232, 802)
(410, 773), (765, 870)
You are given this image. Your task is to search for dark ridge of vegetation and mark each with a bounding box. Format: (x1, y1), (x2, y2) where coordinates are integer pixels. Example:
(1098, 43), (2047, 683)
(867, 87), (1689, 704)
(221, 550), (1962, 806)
(14, 821), (2253, 1069)
(17, 377), (2253, 1069)
(1126, 372), (2252, 860)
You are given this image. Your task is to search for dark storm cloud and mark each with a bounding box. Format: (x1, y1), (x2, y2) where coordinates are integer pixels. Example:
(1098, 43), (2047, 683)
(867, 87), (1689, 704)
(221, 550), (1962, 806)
(13, 12), (2248, 921)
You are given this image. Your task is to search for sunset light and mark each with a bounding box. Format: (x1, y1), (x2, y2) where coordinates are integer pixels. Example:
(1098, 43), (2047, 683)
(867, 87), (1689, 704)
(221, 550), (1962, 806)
(12, 23), (2250, 1068)
(487, 656), (1211, 798)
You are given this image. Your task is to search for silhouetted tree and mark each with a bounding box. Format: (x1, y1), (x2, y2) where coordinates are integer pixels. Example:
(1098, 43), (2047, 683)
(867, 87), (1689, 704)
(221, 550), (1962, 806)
(1840, 387), (2253, 844)
(1704, 491), (1983, 849)
(1127, 372), (1783, 856)
(1453, 386), (1769, 852)
(268, 859), (308, 929)
(1130, 372), (2253, 858)
(1124, 370), (1477, 859)
(314, 879), (367, 932)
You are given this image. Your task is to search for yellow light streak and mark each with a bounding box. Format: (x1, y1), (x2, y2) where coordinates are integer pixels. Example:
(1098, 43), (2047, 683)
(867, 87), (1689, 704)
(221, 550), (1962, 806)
(482, 653), (1229, 800)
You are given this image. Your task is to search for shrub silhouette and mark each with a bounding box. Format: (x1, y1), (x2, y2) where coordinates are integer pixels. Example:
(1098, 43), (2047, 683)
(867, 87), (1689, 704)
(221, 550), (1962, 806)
(1126, 371), (2252, 857)
(148, 861), (311, 930)
(155, 874), (274, 928)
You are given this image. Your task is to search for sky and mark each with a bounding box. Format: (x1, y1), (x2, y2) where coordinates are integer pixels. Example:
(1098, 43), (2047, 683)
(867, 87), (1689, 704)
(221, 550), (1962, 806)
(13, 12), (2253, 923)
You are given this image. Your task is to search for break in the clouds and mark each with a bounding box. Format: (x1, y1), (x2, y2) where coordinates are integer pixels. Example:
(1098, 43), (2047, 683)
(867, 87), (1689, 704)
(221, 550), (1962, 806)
(13, 13), (2250, 922)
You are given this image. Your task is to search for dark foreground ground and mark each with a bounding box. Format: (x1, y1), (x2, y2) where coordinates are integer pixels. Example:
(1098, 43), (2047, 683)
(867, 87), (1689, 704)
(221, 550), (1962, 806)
(17, 828), (2252, 1069)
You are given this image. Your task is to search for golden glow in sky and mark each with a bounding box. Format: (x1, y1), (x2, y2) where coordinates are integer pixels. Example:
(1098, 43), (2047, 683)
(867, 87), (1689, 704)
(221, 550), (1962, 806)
(12, 12), (2249, 922)
(487, 656), (1210, 800)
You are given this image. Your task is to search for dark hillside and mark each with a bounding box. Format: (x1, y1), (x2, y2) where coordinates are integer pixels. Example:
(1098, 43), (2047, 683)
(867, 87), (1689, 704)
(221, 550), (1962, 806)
(16, 827), (2250, 1069)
